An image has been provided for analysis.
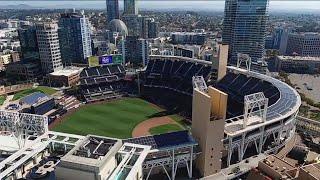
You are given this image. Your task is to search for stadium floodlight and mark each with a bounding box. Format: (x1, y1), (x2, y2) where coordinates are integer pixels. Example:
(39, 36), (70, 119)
(243, 92), (268, 128)
(237, 53), (251, 71)
(192, 76), (208, 93)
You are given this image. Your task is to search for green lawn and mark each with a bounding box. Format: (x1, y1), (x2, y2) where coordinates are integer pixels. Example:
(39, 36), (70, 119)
(12, 86), (56, 101)
(169, 114), (190, 130)
(0, 96), (6, 105)
(149, 124), (183, 135)
(35, 86), (57, 95)
(53, 98), (162, 139)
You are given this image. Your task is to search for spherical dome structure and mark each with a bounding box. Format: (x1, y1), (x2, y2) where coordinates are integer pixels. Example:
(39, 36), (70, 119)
(108, 19), (128, 37)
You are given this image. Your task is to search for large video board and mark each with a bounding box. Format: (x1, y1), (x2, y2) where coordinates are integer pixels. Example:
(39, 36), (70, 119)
(99, 55), (113, 64)
(88, 54), (124, 67)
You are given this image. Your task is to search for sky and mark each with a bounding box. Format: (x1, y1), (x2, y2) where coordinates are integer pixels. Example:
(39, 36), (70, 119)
(1, 1), (320, 12)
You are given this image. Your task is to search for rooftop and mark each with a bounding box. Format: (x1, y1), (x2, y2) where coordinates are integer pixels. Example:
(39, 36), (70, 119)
(259, 155), (296, 177)
(277, 55), (320, 61)
(300, 163), (320, 179)
(60, 12), (83, 19)
(124, 130), (197, 150)
(291, 32), (320, 37)
(0, 133), (36, 152)
(171, 32), (205, 35)
(73, 136), (118, 159)
(20, 92), (51, 106)
(50, 67), (83, 77)
(60, 135), (122, 167)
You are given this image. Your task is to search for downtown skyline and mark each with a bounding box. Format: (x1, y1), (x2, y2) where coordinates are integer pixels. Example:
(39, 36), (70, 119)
(1, 1), (320, 13)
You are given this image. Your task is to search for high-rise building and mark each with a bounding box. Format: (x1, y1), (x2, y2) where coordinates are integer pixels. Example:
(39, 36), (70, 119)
(58, 13), (92, 65)
(265, 26), (293, 50)
(35, 21), (63, 74)
(18, 25), (39, 61)
(106, 0), (119, 23)
(147, 18), (159, 38)
(222, 0), (269, 64)
(285, 33), (320, 57)
(124, 0), (138, 15)
(265, 35), (274, 49)
(272, 27), (285, 50)
(279, 27), (293, 55)
(122, 14), (143, 37)
(119, 36), (148, 66)
(122, 15), (158, 39)
(171, 32), (206, 45)
(140, 16), (149, 39)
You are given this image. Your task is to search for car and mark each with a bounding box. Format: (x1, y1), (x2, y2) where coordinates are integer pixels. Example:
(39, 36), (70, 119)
(231, 166), (240, 174)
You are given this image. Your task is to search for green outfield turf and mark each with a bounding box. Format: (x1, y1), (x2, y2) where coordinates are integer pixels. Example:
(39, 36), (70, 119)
(149, 124), (182, 135)
(12, 86), (57, 101)
(53, 98), (184, 138)
(0, 96), (5, 105)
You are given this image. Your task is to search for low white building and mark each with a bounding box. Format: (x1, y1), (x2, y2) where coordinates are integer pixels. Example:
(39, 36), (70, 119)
(275, 55), (320, 74)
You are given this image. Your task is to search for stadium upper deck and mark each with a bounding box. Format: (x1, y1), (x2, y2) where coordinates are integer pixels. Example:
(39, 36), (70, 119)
(145, 55), (212, 95)
(145, 55), (301, 167)
(146, 55), (301, 134)
(222, 66), (301, 136)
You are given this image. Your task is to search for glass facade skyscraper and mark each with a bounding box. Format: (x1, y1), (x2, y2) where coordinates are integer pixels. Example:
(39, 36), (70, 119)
(18, 25), (40, 61)
(106, 0), (120, 23)
(124, 0), (138, 15)
(58, 13), (92, 65)
(222, 0), (269, 64)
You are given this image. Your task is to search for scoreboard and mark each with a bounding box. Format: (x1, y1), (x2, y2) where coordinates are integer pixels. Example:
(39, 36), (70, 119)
(88, 54), (123, 67)
(99, 56), (113, 64)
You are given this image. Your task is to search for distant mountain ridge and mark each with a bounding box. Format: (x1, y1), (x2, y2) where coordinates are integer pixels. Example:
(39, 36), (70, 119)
(0, 1), (319, 13)
(0, 4), (42, 9)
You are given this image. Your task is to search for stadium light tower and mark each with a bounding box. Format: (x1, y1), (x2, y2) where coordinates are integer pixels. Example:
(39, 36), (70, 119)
(192, 76), (208, 93)
(243, 92), (268, 128)
(237, 53), (251, 71)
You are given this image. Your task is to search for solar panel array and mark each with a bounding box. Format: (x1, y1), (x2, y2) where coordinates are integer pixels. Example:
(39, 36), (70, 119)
(265, 79), (298, 120)
(223, 68), (300, 134)
(145, 58), (212, 95)
(21, 92), (50, 106)
(124, 131), (195, 150)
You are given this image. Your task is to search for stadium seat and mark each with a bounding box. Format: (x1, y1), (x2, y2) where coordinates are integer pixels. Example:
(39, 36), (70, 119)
(79, 64), (127, 102)
(216, 72), (281, 119)
(144, 59), (211, 96)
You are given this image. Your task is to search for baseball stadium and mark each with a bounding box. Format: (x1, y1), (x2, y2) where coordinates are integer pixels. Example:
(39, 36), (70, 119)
(0, 45), (301, 180)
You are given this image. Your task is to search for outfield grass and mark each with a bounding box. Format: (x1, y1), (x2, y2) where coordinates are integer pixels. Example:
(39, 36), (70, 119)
(149, 124), (182, 135)
(53, 98), (161, 138)
(169, 114), (191, 131)
(0, 96), (6, 105)
(12, 86), (56, 101)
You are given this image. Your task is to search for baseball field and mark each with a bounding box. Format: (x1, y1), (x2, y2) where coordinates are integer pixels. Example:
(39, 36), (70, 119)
(52, 98), (186, 139)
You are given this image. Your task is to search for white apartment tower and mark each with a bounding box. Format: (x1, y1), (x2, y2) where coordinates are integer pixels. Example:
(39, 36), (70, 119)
(35, 21), (63, 74)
